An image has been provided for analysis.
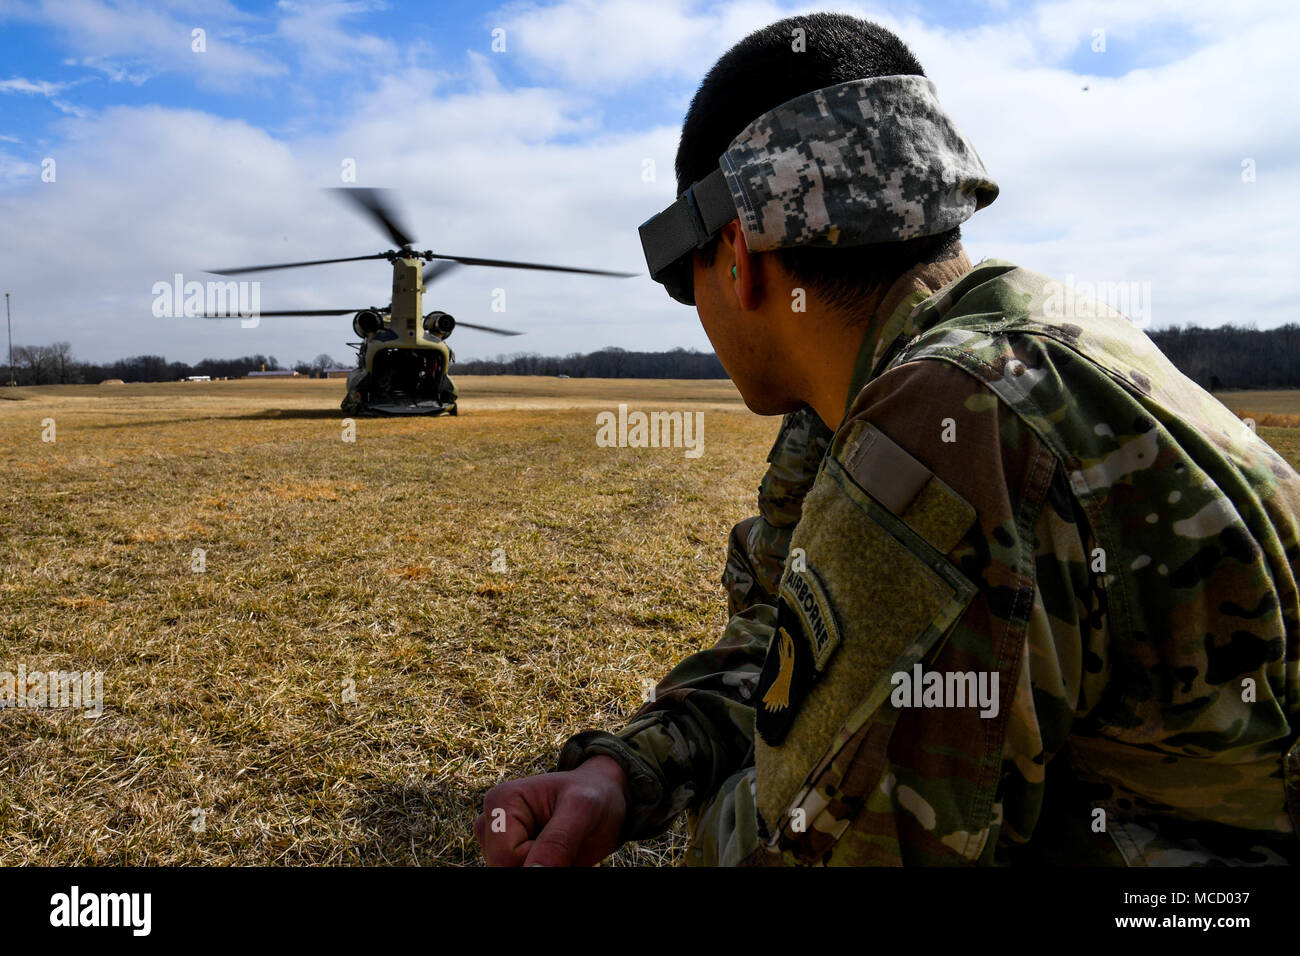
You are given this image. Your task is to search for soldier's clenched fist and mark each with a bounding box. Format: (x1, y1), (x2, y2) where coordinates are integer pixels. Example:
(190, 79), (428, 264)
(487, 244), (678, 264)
(474, 756), (630, 866)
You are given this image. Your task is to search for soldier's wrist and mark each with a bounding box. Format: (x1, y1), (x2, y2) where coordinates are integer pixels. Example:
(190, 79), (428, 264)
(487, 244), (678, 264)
(555, 730), (664, 843)
(576, 755), (632, 804)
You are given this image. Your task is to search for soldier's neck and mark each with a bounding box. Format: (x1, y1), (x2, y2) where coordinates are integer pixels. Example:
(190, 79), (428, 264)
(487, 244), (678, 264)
(794, 299), (881, 432)
(800, 247), (976, 430)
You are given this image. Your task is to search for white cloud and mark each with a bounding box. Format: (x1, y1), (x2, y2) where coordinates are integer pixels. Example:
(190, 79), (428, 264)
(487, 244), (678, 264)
(0, 74), (91, 116)
(0, 150), (39, 186)
(0, 76), (72, 95)
(67, 56), (153, 85)
(493, 0), (790, 88)
(275, 0), (394, 74)
(15, 0), (286, 93)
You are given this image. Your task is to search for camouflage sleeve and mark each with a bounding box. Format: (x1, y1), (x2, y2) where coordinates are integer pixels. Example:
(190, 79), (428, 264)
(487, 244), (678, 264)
(750, 359), (1100, 865)
(722, 406), (833, 616)
(554, 409), (830, 843)
(556, 604), (776, 841)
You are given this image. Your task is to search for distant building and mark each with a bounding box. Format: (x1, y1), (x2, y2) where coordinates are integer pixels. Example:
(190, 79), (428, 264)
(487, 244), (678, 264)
(185, 375), (212, 382)
(247, 369), (298, 377)
(323, 367), (353, 379)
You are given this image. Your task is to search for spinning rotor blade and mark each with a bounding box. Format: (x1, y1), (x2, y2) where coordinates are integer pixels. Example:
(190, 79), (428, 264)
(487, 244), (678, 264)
(426, 252), (636, 278)
(196, 308), (370, 318)
(330, 187), (416, 249)
(456, 321), (523, 336)
(422, 259), (463, 286)
(208, 254), (390, 276)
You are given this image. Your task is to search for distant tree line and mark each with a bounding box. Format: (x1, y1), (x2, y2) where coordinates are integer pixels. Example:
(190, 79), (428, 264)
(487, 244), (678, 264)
(5, 329), (1300, 389)
(455, 331), (1300, 388)
(1146, 325), (1300, 391)
(453, 347), (726, 378)
(3, 345), (346, 385)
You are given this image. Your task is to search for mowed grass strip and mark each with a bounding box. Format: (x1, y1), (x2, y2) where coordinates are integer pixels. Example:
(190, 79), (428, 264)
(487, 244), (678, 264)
(0, 380), (772, 865)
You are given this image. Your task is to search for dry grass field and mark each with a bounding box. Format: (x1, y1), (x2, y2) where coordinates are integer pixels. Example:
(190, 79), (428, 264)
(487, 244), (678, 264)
(0, 376), (768, 866)
(1210, 389), (1300, 431)
(2, 377), (1298, 866)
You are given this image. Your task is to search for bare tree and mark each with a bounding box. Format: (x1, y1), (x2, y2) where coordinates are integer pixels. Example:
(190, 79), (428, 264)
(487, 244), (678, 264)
(49, 341), (75, 383)
(14, 344), (53, 385)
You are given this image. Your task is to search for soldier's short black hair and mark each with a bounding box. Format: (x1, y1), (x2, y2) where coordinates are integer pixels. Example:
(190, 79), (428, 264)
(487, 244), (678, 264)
(677, 13), (962, 317)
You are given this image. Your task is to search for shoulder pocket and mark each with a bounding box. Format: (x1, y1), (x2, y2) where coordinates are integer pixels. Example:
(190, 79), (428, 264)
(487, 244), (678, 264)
(753, 422), (978, 863)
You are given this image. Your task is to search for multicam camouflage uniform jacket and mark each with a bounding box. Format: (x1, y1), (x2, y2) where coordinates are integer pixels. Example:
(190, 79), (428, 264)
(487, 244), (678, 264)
(558, 252), (1300, 866)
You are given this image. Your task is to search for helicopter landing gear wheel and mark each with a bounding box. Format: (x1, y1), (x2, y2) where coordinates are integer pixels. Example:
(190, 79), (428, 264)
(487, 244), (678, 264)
(447, 403), (458, 417)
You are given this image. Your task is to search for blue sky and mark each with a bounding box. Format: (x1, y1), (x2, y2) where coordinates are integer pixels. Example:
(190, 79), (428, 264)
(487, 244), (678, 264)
(1, 0), (1297, 365)
(1, 0), (1190, 136)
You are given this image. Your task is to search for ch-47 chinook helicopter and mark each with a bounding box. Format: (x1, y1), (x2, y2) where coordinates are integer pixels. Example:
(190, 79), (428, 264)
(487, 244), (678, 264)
(201, 188), (634, 416)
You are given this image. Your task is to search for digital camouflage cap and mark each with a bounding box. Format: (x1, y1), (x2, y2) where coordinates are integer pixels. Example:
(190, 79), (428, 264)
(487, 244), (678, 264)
(718, 74), (999, 251)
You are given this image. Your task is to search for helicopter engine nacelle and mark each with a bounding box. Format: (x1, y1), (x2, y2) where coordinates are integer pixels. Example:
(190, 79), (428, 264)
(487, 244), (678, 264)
(352, 310), (383, 337)
(423, 311), (455, 339)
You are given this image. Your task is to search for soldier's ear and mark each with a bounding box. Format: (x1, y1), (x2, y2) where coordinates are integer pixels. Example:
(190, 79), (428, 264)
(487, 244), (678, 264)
(720, 221), (761, 312)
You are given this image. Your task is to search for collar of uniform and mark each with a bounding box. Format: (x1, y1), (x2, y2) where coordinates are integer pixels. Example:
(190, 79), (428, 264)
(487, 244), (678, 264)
(842, 247), (974, 422)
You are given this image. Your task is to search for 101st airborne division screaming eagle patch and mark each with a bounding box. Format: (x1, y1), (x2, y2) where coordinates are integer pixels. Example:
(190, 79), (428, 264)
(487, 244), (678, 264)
(755, 566), (841, 745)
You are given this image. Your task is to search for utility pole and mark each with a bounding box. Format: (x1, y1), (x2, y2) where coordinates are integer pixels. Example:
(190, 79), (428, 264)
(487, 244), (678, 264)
(5, 293), (12, 387)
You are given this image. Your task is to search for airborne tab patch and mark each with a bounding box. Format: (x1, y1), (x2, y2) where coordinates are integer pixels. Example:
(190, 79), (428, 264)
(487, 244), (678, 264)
(782, 567), (841, 670)
(755, 567), (841, 746)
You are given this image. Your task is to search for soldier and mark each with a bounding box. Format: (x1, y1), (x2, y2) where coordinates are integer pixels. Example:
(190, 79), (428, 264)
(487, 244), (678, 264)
(475, 13), (1300, 866)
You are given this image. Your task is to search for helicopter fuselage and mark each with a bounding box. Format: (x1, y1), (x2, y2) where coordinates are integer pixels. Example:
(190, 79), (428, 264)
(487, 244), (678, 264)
(341, 255), (459, 417)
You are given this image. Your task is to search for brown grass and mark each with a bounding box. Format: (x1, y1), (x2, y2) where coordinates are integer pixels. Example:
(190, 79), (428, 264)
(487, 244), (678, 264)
(0, 376), (768, 866)
(1213, 389), (1300, 417)
(3, 377), (1298, 866)
(1223, 411), (1300, 429)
